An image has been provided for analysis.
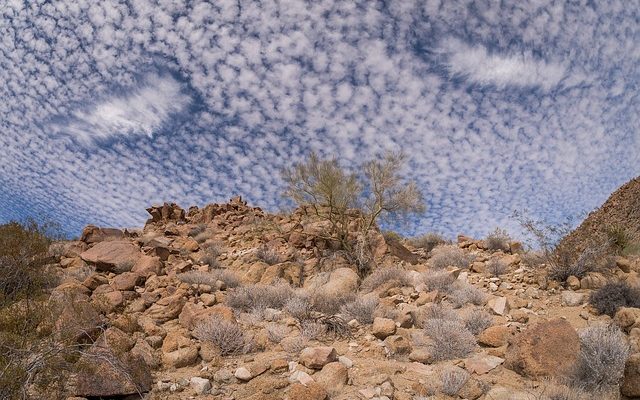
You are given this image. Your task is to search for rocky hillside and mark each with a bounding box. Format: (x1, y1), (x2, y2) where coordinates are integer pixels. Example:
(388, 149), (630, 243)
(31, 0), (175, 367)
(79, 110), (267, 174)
(559, 176), (640, 256)
(30, 196), (640, 399)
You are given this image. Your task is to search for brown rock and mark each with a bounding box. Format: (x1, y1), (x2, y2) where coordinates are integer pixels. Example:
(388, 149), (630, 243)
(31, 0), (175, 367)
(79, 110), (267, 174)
(80, 225), (124, 244)
(163, 345), (199, 368)
(615, 307), (640, 331)
(372, 317), (396, 339)
(82, 273), (109, 291)
(314, 362), (348, 395)
(287, 382), (328, 400)
(384, 334), (412, 354)
(478, 325), (511, 347)
(145, 292), (186, 323)
(580, 272), (608, 289)
(622, 353), (640, 397)
(299, 346), (338, 369)
(80, 241), (142, 273)
(566, 275), (581, 290)
(131, 255), (162, 277)
(505, 318), (579, 378)
(112, 272), (144, 291)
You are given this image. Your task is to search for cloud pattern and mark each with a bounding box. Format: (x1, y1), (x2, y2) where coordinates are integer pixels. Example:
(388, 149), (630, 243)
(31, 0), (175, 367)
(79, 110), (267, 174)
(1, 0), (639, 239)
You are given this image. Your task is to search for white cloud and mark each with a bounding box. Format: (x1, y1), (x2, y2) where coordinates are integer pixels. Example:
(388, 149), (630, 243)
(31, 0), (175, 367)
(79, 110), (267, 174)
(55, 73), (191, 143)
(441, 38), (567, 90)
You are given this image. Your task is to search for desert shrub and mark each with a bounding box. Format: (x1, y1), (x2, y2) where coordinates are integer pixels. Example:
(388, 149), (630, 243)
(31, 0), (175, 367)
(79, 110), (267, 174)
(540, 382), (589, 400)
(266, 323), (290, 343)
(226, 282), (293, 312)
(178, 269), (240, 288)
(462, 308), (494, 335)
(422, 270), (456, 292)
(300, 321), (327, 340)
(623, 241), (640, 257)
(448, 282), (487, 308)
(340, 296), (379, 324)
(256, 245), (281, 265)
(193, 316), (253, 356)
(486, 259), (508, 276)
(361, 265), (412, 292)
(589, 281), (640, 316)
(485, 228), (511, 252)
(570, 324), (630, 391)
(606, 225), (633, 254)
(429, 244), (473, 270)
(418, 303), (458, 326)
(188, 224), (207, 238)
(310, 291), (355, 315)
(282, 336), (309, 354)
(382, 230), (403, 243)
(198, 241), (223, 268)
(440, 367), (470, 396)
(521, 251), (544, 268)
(411, 232), (448, 253)
(284, 295), (313, 321)
(282, 152), (424, 278)
(423, 318), (476, 361)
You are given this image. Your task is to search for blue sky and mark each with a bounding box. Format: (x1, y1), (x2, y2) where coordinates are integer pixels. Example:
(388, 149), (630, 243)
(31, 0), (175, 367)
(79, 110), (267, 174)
(1, 0), (639, 239)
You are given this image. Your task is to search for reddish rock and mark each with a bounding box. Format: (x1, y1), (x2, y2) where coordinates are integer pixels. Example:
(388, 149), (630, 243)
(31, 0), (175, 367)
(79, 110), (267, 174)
(478, 325), (512, 347)
(299, 347), (338, 369)
(505, 318), (579, 378)
(80, 241), (142, 273)
(287, 382), (328, 400)
(80, 225), (124, 244)
(132, 255), (162, 277)
(112, 272), (144, 291)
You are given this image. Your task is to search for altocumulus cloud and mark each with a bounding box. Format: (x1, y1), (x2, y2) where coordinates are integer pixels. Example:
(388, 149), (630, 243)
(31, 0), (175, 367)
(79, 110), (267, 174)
(55, 74), (192, 144)
(0, 0), (639, 240)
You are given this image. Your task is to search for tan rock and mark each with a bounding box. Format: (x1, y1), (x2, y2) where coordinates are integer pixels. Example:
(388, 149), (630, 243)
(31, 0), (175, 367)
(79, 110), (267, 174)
(566, 275), (581, 290)
(622, 353), (640, 397)
(131, 255), (162, 277)
(505, 318), (579, 378)
(80, 240), (142, 273)
(478, 325), (511, 347)
(314, 362), (347, 395)
(464, 354), (504, 374)
(299, 346), (338, 369)
(80, 225), (124, 244)
(384, 334), (412, 354)
(372, 317), (396, 339)
(112, 272), (144, 291)
(145, 292), (186, 323)
(287, 382), (328, 400)
(615, 307), (640, 331)
(487, 296), (509, 316)
(162, 345), (199, 368)
(580, 272), (608, 289)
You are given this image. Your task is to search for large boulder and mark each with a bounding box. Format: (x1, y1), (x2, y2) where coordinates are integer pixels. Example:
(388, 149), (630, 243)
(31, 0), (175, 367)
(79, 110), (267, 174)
(80, 225), (124, 244)
(80, 241), (142, 273)
(145, 291), (187, 323)
(318, 268), (359, 297)
(505, 318), (579, 378)
(622, 353), (640, 397)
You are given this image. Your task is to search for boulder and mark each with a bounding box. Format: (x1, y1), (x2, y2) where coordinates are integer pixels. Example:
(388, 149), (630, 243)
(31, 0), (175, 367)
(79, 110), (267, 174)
(287, 382), (328, 400)
(561, 291), (586, 307)
(299, 347), (338, 369)
(80, 241), (142, 273)
(314, 362), (348, 396)
(112, 272), (144, 291)
(505, 318), (579, 378)
(384, 334), (412, 355)
(80, 225), (124, 244)
(464, 355), (504, 374)
(131, 255), (162, 277)
(145, 292), (187, 323)
(478, 325), (511, 348)
(487, 296), (509, 316)
(615, 307), (640, 331)
(190, 377), (211, 395)
(321, 268), (359, 297)
(372, 317), (396, 339)
(580, 272), (608, 289)
(163, 346), (199, 368)
(622, 353), (640, 397)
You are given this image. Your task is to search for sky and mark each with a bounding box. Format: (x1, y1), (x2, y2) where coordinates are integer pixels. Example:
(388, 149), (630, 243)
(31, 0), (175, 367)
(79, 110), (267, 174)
(1, 0), (639, 240)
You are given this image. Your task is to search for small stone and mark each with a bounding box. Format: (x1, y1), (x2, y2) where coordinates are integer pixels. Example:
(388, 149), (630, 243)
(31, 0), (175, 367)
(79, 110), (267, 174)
(189, 377), (211, 395)
(338, 355), (353, 368)
(465, 355), (504, 374)
(488, 296), (509, 316)
(561, 291), (586, 306)
(234, 367), (252, 381)
(566, 275), (581, 290)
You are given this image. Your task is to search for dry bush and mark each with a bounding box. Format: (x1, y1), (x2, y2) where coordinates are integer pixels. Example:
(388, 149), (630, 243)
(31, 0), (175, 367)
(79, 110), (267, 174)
(448, 281), (487, 308)
(178, 269), (240, 288)
(605, 225), (633, 255)
(198, 241), (223, 268)
(423, 318), (476, 361)
(361, 265), (412, 293)
(486, 259), (508, 276)
(547, 243), (610, 282)
(282, 336), (309, 354)
(422, 270), (456, 292)
(310, 291), (355, 315)
(440, 367), (470, 396)
(188, 224), (207, 239)
(284, 295), (313, 321)
(485, 228), (511, 252)
(539, 381), (589, 400)
(340, 296), (379, 324)
(300, 321), (327, 340)
(382, 230), (403, 243)
(589, 281), (640, 316)
(226, 282), (293, 312)
(266, 323), (290, 343)
(521, 251), (545, 268)
(418, 303), (458, 326)
(193, 316), (253, 356)
(255, 245), (281, 265)
(462, 308), (494, 335)
(570, 324), (630, 391)
(429, 244), (473, 270)
(410, 232), (448, 253)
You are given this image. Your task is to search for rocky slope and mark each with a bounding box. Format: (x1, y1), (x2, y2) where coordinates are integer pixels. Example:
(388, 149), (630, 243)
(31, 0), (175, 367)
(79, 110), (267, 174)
(559, 175), (640, 256)
(42, 196), (640, 400)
